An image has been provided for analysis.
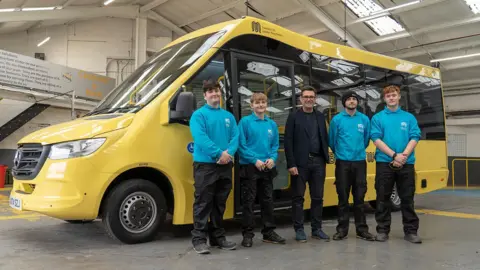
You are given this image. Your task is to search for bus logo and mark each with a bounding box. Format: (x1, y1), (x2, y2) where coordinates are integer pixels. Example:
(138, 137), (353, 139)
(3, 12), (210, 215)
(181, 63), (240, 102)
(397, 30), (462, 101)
(187, 142), (194, 153)
(251, 21), (261, 33)
(367, 152), (375, 162)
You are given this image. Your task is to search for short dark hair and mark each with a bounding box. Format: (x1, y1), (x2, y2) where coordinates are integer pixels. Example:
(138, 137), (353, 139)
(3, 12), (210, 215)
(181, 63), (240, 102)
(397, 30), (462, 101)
(301, 85), (316, 96)
(202, 79), (220, 93)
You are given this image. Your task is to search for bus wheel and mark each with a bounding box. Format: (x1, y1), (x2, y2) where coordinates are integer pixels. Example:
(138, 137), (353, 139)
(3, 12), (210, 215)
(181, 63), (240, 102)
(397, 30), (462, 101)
(368, 184), (401, 212)
(102, 179), (167, 244)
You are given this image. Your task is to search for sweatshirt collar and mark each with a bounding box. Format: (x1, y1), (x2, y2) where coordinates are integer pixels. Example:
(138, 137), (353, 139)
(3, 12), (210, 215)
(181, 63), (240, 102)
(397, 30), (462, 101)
(252, 112), (268, 121)
(384, 105), (402, 114)
(341, 110), (358, 117)
(204, 103), (221, 110)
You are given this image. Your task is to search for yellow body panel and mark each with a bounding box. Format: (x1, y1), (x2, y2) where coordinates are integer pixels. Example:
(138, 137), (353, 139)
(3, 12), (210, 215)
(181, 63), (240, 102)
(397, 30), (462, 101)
(10, 16), (447, 225)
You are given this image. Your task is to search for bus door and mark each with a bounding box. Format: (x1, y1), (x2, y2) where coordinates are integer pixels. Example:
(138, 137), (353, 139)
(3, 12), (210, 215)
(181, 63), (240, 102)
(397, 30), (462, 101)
(229, 50), (296, 217)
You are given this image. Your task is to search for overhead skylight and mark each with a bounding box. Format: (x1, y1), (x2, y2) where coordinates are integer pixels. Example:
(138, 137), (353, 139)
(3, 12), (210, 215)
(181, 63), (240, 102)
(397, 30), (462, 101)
(413, 76), (441, 87)
(344, 0), (406, 36)
(464, 0), (480, 14)
(331, 77), (354, 86)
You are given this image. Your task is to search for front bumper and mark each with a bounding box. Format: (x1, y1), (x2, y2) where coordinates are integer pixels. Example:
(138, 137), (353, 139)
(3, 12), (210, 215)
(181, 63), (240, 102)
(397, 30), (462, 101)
(9, 157), (109, 220)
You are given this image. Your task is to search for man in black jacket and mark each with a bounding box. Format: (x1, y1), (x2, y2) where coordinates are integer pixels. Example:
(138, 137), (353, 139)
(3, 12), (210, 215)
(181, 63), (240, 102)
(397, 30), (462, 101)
(284, 86), (330, 242)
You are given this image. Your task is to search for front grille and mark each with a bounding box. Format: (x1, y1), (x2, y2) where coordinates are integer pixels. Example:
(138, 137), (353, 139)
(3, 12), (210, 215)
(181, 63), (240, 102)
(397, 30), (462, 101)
(12, 144), (50, 180)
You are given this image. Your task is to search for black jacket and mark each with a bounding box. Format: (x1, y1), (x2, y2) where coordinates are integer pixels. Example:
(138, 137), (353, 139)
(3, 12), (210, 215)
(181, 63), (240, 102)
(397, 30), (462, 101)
(284, 108), (329, 169)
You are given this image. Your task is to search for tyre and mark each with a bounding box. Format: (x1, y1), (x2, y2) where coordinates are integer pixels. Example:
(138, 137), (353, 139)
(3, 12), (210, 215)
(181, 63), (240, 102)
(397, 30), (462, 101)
(65, 220), (94, 224)
(369, 184), (401, 212)
(102, 179), (167, 244)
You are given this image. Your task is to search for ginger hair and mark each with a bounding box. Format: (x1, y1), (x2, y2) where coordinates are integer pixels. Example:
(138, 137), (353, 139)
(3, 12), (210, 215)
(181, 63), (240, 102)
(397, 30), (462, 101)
(383, 85), (400, 95)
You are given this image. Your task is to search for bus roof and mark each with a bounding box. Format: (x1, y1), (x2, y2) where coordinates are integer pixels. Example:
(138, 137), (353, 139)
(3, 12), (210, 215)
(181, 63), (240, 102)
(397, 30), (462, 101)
(164, 16), (441, 80)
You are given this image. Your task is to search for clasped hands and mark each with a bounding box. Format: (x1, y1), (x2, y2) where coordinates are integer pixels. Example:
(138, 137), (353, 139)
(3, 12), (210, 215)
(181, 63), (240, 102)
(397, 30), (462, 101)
(216, 150), (233, 164)
(391, 152), (408, 168)
(255, 159), (275, 171)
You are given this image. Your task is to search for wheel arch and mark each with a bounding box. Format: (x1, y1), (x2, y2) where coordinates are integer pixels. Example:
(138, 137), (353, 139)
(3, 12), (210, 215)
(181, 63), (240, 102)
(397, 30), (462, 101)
(99, 167), (175, 217)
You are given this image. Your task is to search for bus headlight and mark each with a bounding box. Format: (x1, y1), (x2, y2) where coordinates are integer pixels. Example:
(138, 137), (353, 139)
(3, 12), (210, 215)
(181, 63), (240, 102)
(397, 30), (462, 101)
(49, 138), (106, 160)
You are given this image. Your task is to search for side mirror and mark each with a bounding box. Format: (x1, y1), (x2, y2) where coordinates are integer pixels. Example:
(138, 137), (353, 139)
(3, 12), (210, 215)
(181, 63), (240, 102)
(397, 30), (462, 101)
(170, 92), (196, 121)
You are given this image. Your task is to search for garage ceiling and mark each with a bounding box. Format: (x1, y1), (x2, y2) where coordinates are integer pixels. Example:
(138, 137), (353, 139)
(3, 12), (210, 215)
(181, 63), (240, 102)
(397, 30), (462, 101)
(1, 0), (480, 91)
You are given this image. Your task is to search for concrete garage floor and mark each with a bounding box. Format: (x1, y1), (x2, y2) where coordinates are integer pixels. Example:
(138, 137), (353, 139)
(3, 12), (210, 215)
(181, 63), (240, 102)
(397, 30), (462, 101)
(0, 189), (479, 270)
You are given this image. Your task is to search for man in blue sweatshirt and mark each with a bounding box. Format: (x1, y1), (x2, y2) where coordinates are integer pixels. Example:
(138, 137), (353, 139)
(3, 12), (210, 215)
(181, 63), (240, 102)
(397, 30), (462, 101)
(238, 93), (286, 248)
(370, 85), (422, 244)
(189, 79), (239, 254)
(328, 91), (375, 242)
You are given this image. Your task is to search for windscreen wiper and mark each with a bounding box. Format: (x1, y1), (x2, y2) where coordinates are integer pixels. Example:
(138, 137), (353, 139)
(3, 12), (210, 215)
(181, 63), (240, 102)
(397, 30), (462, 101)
(113, 105), (143, 113)
(84, 107), (114, 116)
(85, 105), (144, 117)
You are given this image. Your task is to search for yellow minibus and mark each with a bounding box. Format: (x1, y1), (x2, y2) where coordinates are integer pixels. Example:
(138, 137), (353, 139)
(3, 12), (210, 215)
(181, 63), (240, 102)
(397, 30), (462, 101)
(9, 16), (448, 244)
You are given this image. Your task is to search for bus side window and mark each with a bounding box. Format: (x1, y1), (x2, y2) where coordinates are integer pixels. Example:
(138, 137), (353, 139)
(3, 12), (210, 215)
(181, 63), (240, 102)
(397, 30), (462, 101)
(310, 54), (363, 123)
(183, 53), (226, 111)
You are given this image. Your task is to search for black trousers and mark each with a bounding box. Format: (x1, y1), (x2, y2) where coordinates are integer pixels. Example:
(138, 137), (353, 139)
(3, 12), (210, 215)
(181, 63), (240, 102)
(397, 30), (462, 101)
(291, 155), (326, 232)
(335, 160), (368, 234)
(191, 162), (232, 245)
(240, 164), (277, 237)
(375, 162), (419, 235)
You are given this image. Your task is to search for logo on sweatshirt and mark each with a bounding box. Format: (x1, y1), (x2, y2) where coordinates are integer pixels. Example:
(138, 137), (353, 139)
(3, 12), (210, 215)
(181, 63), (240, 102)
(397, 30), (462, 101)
(357, 123), (364, 133)
(268, 129), (273, 137)
(401, 122), (407, 131)
(225, 118), (230, 128)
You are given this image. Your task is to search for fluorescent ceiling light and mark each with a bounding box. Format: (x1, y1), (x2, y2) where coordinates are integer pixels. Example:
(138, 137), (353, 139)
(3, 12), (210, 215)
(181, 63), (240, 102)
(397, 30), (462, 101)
(365, 17), (405, 36)
(430, 52), (480, 63)
(344, 0), (406, 36)
(464, 0), (480, 14)
(22, 7), (56, 11)
(104, 0), (116, 5)
(370, 0), (421, 15)
(0, 8), (16, 12)
(37, 37), (51, 47)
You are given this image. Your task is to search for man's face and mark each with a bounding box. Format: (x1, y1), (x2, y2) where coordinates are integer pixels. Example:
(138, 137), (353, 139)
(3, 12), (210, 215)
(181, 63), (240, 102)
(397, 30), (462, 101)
(204, 87), (221, 105)
(345, 97), (358, 110)
(301, 90), (316, 109)
(384, 91), (400, 107)
(251, 99), (267, 114)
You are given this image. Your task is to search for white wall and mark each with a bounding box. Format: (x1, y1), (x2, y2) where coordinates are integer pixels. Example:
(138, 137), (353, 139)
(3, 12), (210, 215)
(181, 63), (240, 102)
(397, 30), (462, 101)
(445, 94), (480, 112)
(0, 106), (84, 149)
(443, 91), (480, 157)
(446, 114), (480, 158)
(0, 17), (173, 151)
(0, 17), (173, 84)
(0, 99), (33, 127)
(446, 123), (480, 158)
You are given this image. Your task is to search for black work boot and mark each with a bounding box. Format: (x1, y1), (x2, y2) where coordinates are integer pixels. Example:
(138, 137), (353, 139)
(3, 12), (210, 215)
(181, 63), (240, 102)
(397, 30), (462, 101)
(404, 234), (422, 244)
(242, 236), (253, 247)
(212, 238), (237, 250)
(333, 232), (348, 241)
(193, 243), (210, 254)
(357, 231), (375, 241)
(262, 231), (286, 244)
(375, 233), (389, 242)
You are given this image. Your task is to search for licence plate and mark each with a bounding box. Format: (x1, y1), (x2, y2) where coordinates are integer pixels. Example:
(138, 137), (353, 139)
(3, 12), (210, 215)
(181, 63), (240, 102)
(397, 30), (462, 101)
(9, 196), (22, 211)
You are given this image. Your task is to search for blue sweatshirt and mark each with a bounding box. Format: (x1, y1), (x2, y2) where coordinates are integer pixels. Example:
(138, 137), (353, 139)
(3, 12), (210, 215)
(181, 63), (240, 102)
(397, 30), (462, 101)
(189, 104), (239, 163)
(238, 113), (279, 165)
(328, 110), (370, 161)
(370, 106), (421, 164)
